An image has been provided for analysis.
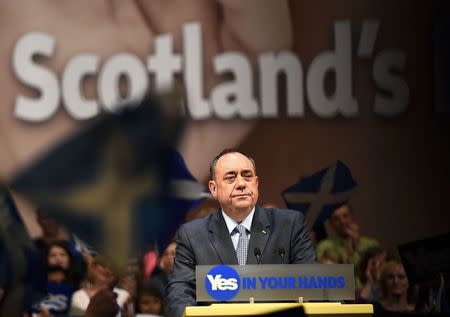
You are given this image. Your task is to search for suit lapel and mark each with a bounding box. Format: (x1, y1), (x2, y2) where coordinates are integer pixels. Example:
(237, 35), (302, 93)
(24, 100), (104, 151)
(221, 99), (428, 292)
(208, 211), (238, 264)
(247, 206), (271, 264)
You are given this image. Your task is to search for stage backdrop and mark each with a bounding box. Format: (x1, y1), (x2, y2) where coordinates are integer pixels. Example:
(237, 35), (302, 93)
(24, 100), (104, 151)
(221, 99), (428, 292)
(0, 0), (449, 249)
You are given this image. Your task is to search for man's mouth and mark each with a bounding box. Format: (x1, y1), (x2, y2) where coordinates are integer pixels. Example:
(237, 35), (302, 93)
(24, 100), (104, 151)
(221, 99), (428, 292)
(232, 193), (250, 198)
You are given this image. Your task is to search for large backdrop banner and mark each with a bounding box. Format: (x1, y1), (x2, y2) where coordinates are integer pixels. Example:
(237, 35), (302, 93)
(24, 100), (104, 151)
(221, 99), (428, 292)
(0, 0), (449, 249)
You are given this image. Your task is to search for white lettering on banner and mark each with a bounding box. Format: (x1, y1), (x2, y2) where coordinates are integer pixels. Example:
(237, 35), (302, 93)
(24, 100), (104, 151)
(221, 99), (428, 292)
(62, 54), (100, 120)
(13, 32), (59, 122)
(98, 53), (148, 112)
(11, 20), (408, 122)
(306, 21), (358, 118)
(183, 23), (211, 120)
(212, 53), (258, 119)
(373, 49), (409, 117)
(207, 274), (239, 291)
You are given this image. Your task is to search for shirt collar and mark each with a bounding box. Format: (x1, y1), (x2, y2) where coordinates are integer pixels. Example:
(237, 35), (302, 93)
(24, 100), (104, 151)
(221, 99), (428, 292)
(222, 207), (255, 235)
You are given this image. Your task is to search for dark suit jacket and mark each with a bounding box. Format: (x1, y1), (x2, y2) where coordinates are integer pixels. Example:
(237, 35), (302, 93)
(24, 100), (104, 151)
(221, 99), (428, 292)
(164, 206), (317, 317)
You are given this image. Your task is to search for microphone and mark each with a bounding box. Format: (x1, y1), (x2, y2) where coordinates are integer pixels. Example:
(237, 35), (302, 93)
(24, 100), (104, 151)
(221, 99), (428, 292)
(254, 247), (261, 264)
(278, 248), (286, 264)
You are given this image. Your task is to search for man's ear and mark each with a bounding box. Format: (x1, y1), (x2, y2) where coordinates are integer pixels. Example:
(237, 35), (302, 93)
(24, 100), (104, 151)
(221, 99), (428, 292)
(208, 180), (217, 199)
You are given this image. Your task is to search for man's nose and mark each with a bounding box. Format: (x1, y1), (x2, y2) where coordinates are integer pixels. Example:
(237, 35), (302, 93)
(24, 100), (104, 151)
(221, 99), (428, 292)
(235, 175), (247, 189)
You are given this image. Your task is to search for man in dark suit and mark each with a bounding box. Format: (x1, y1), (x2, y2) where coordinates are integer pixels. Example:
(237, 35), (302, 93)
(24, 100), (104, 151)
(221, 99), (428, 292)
(165, 149), (316, 317)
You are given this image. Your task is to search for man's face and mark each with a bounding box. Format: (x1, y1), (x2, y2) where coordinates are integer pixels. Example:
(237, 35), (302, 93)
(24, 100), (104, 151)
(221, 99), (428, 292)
(209, 152), (259, 220)
(329, 204), (353, 237)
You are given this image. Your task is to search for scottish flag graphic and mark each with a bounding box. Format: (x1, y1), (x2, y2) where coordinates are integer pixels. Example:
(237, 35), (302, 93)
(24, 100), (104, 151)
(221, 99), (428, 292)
(9, 94), (183, 270)
(160, 150), (210, 250)
(282, 160), (357, 241)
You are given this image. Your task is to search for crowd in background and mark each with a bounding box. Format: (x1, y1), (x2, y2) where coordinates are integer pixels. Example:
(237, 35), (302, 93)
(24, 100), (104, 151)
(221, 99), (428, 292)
(6, 201), (447, 317)
(302, 202), (448, 316)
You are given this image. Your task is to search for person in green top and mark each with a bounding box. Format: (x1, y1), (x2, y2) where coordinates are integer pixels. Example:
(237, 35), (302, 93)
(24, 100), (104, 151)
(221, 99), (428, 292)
(316, 203), (379, 287)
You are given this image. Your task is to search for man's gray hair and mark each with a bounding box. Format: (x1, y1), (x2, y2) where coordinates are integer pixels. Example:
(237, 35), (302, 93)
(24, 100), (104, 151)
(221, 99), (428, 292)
(209, 149), (256, 181)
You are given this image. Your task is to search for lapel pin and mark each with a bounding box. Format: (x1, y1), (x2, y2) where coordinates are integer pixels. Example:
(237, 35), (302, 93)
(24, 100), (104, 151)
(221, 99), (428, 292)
(262, 230), (266, 234)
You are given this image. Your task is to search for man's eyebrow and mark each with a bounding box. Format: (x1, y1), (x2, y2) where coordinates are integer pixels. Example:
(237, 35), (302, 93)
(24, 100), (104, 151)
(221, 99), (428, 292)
(224, 171), (237, 176)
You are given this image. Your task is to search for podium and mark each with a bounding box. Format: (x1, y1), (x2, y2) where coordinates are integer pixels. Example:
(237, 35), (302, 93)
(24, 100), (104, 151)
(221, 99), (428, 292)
(189, 264), (373, 316)
(184, 302), (373, 317)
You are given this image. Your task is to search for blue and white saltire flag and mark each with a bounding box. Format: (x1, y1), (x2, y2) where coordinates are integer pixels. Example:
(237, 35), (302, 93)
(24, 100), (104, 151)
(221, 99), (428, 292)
(9, 93), (184, 270)
(69, 233), (97, 257)
(133, 149), (210, 255)
(169, 150), (211, 203)
(282, 160), (357, 241)
(0, 186), (46, 316)
(152, 150), (210, 252)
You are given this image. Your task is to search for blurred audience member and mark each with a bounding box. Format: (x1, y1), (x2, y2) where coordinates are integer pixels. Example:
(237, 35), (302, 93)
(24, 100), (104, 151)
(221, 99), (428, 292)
(32, 265), (74, 317)
(319, 249), (344, 264)
(46, 242), (71, 270)
(357, 247), (387, 303)
(135, 280), (165, 316)
(35, 211), (93, 288)
(373, 259), (415, 315)
(117, 258), (140, 305)
(44, 241), (86, 289)
(159, 242), (176, 278)
(151, 242), (176, 290)
(70, 257), (130, 316)
(316, 204), (379, 286)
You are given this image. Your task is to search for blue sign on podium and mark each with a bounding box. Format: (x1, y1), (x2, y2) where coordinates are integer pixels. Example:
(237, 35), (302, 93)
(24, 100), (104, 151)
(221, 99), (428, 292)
(196, 264), (355, 302)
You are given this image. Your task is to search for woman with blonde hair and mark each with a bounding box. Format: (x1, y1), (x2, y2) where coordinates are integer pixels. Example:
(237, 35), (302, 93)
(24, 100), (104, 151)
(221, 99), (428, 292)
(374, 259), (415, 315)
